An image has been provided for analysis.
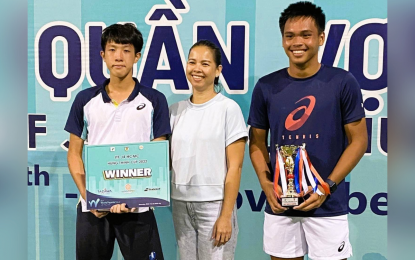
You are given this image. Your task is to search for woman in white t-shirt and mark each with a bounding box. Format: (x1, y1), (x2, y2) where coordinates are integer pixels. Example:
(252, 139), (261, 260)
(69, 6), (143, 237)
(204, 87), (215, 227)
(169, 40), (248, 260)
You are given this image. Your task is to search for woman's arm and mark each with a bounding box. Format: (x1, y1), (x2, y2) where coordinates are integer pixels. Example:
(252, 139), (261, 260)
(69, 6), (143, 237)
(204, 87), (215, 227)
(212, 138), (246, 246)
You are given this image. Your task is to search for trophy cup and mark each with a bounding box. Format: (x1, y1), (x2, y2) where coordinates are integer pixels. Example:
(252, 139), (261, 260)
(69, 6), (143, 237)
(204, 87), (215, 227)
(278, 145), (305, 207)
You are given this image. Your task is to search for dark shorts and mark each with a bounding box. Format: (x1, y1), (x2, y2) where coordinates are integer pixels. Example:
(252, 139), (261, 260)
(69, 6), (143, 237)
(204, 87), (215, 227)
(76, 204), (164, 260)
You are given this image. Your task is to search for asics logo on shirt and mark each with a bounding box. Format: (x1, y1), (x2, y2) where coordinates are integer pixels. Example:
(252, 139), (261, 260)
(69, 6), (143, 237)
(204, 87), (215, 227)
(285, 95), (316, 131)
(137, 103), (146, 110)
(338, 241), (345, 252)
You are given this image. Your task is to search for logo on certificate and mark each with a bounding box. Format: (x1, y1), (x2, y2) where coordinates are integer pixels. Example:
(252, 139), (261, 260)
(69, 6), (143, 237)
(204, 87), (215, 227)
(88, 199), (100, 207)
(122, 183), (135, 193)
(144, 187), (161, 191)
(98, 188), (112, 194)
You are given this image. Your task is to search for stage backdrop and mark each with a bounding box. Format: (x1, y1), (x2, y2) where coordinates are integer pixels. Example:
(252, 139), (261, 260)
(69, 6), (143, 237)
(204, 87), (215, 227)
(28, 0), (387, 259)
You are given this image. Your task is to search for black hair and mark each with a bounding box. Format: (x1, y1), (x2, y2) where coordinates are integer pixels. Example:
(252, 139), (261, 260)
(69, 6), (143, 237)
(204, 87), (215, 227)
(279, 1), (325, 34)
(189, 39), (222, 91)
(101, 23), (143, 54)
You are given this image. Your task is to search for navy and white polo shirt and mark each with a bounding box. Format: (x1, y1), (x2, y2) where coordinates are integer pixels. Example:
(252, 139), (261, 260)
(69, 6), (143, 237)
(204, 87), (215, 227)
(65, 78), (171, 212)
(248, 64), (365, 217)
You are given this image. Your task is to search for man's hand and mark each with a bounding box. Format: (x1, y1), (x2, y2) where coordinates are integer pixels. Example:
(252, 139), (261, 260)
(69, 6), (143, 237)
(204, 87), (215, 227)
(249, 127), (287, 214)
(262, 181), (287, 214)
(294, 185), (327, 211)
(90, 210), (109, 218)
(212, 216), (232, 247)
(109, 203), (136, 214)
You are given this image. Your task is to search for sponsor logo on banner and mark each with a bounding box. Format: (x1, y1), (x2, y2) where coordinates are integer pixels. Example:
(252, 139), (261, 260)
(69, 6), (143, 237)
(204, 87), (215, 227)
(237, 183), (387, 216)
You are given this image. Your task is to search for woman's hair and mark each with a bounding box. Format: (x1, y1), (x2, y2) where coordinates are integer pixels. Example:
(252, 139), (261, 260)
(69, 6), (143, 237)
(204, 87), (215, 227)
(189, 39), (223, 92)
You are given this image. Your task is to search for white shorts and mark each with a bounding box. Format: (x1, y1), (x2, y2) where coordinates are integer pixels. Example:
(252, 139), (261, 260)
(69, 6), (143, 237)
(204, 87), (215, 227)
(263, 212), (352, 260)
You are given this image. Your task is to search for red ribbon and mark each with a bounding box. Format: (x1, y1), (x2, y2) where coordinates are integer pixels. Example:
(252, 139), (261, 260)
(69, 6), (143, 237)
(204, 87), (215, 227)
(304, 149), (330, 195)
(274, 151), (281, 199)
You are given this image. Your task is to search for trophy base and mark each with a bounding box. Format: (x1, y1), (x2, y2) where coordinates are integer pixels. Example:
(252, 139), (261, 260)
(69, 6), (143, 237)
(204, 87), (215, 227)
(281, 196), (304, 207)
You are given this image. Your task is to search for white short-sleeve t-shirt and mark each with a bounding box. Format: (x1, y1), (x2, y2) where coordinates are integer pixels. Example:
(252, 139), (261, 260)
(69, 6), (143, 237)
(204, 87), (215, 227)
(169, 93), (248, 201)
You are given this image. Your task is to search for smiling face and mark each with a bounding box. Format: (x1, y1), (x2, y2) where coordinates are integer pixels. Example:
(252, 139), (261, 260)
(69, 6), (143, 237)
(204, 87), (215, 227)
(282, 16), (324, 70)
(100, 41), (141, 79)
(186, 46), (222, 92)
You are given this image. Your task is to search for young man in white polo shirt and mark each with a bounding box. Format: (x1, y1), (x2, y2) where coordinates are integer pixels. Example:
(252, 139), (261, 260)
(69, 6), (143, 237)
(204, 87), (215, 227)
(65, 23), (170, 260)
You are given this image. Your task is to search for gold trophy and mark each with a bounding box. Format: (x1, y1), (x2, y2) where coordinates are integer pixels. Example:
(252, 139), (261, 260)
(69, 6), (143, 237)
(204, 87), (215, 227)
(279, 145), (304, 207)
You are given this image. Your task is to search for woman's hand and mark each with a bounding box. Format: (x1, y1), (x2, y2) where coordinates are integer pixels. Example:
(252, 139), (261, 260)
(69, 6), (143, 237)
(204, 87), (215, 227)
(212, 215), (232, 247)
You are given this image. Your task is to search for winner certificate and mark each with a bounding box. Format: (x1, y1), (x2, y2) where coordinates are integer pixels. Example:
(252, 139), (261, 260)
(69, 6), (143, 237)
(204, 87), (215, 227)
(84, 141), (170, 210)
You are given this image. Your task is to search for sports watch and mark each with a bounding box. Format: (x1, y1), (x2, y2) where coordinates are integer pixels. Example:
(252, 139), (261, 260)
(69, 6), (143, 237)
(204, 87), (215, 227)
(325, 178), (337, 194)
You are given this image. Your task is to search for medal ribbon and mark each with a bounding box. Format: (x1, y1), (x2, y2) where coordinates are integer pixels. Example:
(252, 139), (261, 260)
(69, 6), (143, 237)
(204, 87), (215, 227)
(274, 147), (287, 197)
(278, 150), (288, 196)
(274, 150), (280, 199)
(299, 148), (308, 195)
(300, 154), (308, 195)
(275, 146), (329, 197)
(301, 149), (317, 191)
(302, 149), (330, 195)
(294, 149), (301, 194)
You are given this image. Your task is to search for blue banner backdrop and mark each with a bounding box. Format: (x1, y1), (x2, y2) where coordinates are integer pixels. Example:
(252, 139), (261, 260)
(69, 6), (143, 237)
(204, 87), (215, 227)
(28, 0), (387, 259)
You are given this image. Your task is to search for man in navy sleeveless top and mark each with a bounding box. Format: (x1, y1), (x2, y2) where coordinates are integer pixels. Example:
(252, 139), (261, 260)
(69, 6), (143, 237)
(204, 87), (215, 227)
(248, 2), (367, 260)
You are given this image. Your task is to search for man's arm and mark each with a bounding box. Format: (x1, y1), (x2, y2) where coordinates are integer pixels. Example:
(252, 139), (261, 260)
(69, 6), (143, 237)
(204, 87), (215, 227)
(67, 134), (108, 218)
(67, 134), (86, 200)
(212, 138), (246, 246)
(249, 127), (287, 213)
(295, 118), (368, 211)
(328, 118), (368, 183)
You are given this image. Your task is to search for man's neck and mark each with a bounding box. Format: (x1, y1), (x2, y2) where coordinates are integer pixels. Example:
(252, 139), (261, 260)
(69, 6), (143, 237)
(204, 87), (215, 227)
(106, 77), (136, 104)
(107, 76), (135, 93)
(288, 61), (321, 79)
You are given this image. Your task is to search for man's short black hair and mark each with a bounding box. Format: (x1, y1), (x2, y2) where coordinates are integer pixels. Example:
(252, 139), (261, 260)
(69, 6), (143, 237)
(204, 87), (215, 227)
(279, 1), (325, 34)
(101, 23), (143, 54)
